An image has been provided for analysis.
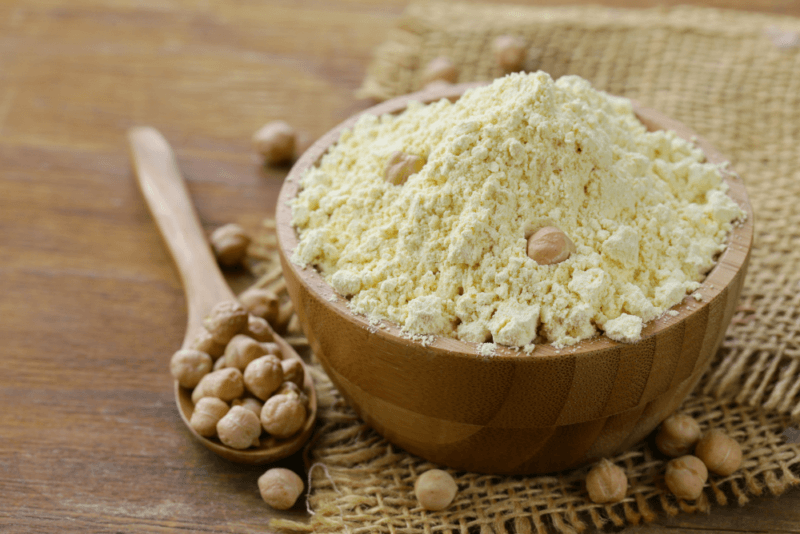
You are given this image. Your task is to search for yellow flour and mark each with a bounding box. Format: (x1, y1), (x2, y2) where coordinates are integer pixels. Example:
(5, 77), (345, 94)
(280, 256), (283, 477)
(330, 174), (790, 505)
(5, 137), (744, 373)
(291, 72), (744, 349)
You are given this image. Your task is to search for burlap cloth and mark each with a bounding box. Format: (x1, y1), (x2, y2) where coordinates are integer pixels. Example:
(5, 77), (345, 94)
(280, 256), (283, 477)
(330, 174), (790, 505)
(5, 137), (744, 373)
(248, 2), (800, 532)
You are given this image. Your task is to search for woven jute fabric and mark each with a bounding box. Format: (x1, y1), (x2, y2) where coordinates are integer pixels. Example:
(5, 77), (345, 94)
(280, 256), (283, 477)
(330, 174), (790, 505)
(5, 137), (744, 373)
(249, 2), (800, 532)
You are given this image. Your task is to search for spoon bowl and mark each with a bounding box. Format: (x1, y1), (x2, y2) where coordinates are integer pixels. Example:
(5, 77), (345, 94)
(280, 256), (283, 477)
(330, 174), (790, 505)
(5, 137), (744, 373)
(128, 126), (316, 464)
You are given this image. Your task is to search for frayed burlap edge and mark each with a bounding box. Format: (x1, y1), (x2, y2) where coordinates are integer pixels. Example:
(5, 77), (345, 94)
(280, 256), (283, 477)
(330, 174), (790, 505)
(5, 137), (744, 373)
(244, 2), (800, 532)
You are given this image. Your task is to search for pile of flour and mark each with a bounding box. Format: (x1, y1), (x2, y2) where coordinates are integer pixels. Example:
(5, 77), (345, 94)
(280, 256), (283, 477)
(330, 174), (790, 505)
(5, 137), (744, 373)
(290, 72), (744, 350)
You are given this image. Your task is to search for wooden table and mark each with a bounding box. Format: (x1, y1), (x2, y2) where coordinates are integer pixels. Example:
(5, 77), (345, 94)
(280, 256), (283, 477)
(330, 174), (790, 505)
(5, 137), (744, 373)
(1, 1), (798, 532)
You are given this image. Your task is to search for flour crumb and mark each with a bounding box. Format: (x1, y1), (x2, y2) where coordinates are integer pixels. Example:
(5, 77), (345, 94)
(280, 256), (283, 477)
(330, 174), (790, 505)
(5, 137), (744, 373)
(604, 314), (644, 343)
(477, 343), (497, 357)
(401, 331), (436, 347)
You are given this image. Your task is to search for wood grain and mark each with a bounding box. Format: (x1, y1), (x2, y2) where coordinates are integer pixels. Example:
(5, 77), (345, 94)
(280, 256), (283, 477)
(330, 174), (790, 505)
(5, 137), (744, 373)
(275, 86), (753, 474)
(0, 0), (797, 531)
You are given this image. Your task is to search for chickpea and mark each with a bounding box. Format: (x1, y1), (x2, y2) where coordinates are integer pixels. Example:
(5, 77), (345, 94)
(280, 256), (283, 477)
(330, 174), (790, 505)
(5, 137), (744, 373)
(281, 358), (305, 388)
(260, 342), (283, 360)
(210, 223), (251, 267)
(232, 396), (263, 417)
(246, 315), (275, 343)
(421, 56), (458, 85)
(423, 80), (453, 92)
(203, 300), (248, 345)
(244, 355), (284, 400)
(665, 455), (708, 500)
(694, 429), (742, 476)
(655, 414), (702, 457)
(216, 405), (262, 449)
(527, 226), (576, 265)
(192, 367), (245, 403)
(252, 120), (296, 165)
(384, 151), (425, 186)
(261, 393), (306, 438)
(190, 397), (229, 437)
(191, 329), (226, 359)
(258, 468), (304, 510)
(585, 458), (628, 504)
(170, 349), (212, 389)
(276, 381), (309, 408)
(213, 354), (227, 371)
(492, 35), (526, 72)
(239, 288), (280, 324)
(414, 469), (457, 511)
(224, 334), (267, 371)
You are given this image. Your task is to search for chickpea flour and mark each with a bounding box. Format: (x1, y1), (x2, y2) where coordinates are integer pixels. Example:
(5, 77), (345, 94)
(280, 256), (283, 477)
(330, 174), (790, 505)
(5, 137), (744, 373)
(291, 72), (745, 350)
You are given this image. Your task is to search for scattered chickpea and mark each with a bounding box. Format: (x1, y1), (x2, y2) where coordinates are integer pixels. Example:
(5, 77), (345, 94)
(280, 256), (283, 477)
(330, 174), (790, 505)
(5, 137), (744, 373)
(258, 468), (304, 510)
(190, 397), (230, 437)
(216, 405), (262, 449)
(192, 367), (245, 403)
(665, 455), (708, 500)
(224, 334), (267, 371)
(210, 223), (251, 267)
(252, 120), (296, 165)
(694, 429), (742, 476)
(585, 458), (628, 504)
(414, 469), (457, 511)
(385, 151), (425, 186)
(655, 414), (702, 457)
(170, 349), (213, 389)
(203, 300), (249, 345)
(421, 56), (458, 86)
(239, 288), (281, 324)
(244, 355), (284, 400)
(527, 226), (576, 265)
(281, 358), (305, 388)
(261, 392), (307, 438)
(492, 35), (526, 72)
(191, 329), (226, 359)
(213, 354), (227, 371)
(232, 396), (264, 417)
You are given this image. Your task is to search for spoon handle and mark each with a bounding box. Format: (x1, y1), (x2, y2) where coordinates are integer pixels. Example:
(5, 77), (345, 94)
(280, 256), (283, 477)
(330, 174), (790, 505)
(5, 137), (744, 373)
(128, 126), (234, 347)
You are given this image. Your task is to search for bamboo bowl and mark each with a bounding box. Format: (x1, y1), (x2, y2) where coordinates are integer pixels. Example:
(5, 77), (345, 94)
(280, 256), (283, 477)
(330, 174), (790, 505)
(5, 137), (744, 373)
(275, 83), (754, 475)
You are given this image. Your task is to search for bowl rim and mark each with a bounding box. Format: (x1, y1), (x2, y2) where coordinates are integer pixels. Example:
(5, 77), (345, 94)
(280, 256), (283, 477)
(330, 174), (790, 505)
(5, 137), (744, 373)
(275, 81), (754, 362)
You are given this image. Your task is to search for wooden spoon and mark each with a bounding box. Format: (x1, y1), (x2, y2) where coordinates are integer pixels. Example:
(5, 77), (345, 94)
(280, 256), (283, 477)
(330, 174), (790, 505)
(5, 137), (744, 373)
(128, 126), (316, 464)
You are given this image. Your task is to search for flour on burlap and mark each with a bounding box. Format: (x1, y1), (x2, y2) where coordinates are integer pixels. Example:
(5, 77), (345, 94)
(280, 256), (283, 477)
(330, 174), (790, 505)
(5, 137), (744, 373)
(291, 72), (744, 348)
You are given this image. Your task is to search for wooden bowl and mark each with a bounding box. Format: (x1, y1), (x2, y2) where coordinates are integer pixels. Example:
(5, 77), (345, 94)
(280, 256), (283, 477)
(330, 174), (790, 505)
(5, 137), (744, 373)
(275, 83), (754, 475)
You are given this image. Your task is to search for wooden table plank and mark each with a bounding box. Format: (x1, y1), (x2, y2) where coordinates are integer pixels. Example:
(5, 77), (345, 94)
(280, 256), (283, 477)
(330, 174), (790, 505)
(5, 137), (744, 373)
(1, 1), (798, 532)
